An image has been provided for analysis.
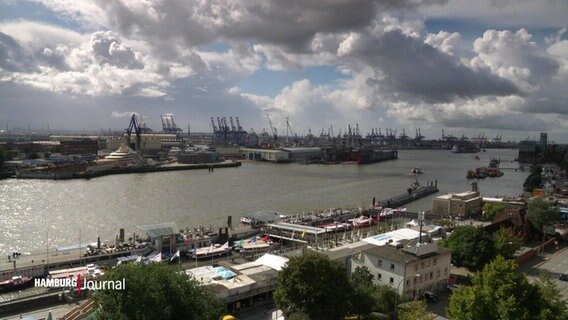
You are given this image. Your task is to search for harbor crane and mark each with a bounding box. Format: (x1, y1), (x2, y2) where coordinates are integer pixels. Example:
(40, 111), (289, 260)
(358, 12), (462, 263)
(161, 114), (182, 134)
(125, 114), (142, 151)
(266, 113), (278, 141)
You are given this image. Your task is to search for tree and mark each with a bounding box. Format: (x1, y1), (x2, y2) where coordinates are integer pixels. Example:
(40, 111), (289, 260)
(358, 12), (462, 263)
(447, 256), (568, 320)
(372, 284), (399, 319)
(93, 263), (223, 320)
(534, 271), (568, 320)
(0, 146), (5, 169)
(349, 266), (375, 319)
(493, 227), (523, 259)
(481, 203), (506, 221)
(441, 225), (495, 272)
(527, 198), (560, 233)
(523, 165), (543, 192)
(274, 253), (352, 320)
(396, 300), (429, 320)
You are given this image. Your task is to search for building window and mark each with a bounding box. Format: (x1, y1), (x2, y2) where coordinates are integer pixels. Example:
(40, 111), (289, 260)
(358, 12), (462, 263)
(433, 258), (437, 266)
(390, 277), (394, 285)
(444, 267), (448, 275)
(414, 264), (418, 271)
(437, 270), (440, 278)
(406, 280), (410, 286)
(427, 260), (430, 267)
(378, 273), (382, 280)
(378, 259), (383, 267)
(421, 262), (424, 269)
(390, 263), (395, 271)
(429, 272), (433, 280)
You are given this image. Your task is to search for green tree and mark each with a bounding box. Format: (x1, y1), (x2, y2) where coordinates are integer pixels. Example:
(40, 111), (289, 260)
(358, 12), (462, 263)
(534, 271), (568, 320)
(442, 225), (495, 272)
(372, 284), (399, 319)
(493, 227), (523, 259)
(396, 300), (429, 320)
(274, 253), (352, 320)
(28, 152), (40, 160)
(481, 203), (506, 221)
(523, 165), (543, 192)
(527, 198), (560, 233)
(0, 146), (5, 169)
(447, 256), (568, 320)
(349, 266), (375, 320)
(93, 263), (222, 320)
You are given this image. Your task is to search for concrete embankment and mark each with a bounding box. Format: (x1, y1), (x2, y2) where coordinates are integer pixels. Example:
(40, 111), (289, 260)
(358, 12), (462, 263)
(15, 160), (241, 180)
(75, 160), (241, 179)
(0, 291), (66, 316)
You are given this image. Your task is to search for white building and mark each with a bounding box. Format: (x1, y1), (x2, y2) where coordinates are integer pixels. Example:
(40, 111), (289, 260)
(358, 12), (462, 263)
(351, 239), (451, 300)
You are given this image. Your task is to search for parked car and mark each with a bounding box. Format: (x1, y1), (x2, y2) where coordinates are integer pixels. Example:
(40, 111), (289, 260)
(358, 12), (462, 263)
(447, 284), (461, 292)
(559, 274), (568, 281)
(423, 291), (438, 303)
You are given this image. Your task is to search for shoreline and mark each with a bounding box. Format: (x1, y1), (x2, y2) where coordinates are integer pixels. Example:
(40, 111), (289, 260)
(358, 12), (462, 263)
(13, 160), (242, 180)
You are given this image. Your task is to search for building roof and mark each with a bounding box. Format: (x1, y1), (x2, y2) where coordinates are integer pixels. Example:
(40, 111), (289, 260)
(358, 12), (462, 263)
(364, 242), (451, 264)
(362, 228), (424, 247)
(365, 245), (421, 264)
(137, 221), (178, 238)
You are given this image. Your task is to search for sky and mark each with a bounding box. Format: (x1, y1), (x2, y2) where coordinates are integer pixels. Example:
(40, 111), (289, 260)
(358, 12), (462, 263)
(0, 0), (567, 142)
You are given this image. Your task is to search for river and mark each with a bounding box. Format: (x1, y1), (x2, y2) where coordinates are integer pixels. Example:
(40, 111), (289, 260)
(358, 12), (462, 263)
(0, 149), (527, 255)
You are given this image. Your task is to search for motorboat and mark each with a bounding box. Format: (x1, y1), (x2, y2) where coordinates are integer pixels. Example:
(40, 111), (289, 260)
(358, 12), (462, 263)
(0, 276), (33, 292)
(411, 167), (423, 174)
(188, 242), (231, 260)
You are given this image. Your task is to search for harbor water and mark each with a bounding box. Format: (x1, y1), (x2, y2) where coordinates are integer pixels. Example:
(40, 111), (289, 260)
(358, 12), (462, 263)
(0, 149), (527, 255)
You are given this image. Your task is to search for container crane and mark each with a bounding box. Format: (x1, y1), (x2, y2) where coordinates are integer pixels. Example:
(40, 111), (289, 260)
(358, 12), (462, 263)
(266, 113), (277, 141)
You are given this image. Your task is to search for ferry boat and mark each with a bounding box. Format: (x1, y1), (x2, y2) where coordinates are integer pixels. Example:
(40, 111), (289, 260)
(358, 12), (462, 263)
(0, 276), (33, 293)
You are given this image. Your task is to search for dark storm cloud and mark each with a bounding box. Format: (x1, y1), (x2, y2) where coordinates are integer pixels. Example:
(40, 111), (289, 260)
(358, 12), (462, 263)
(92, 0), (447, 55)
(441, 111), (552, 132)
(0, 33), (38, 72)
(352, 30), (520, 103)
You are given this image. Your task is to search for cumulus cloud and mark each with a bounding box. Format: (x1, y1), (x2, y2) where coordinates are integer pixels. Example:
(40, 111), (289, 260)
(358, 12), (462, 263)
(345, 30), (520, 103)
(2, 1), (568, 140)
(111, 111), (138, 118)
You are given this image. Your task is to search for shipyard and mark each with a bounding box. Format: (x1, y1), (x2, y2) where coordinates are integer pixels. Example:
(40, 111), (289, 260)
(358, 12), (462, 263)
(2, 1), (568, 320)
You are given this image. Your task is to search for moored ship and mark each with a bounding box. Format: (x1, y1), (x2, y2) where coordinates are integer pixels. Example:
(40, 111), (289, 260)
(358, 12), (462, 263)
(0, 275), (33, 293)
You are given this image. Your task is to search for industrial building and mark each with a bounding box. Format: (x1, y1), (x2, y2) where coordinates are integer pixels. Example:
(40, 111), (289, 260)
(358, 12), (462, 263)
(431, 183), (482, 217)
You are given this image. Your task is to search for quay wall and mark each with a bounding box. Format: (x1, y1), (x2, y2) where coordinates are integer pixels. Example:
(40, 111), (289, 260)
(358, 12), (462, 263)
(0, 292), (64, 316)
(15, 160), (241, 180)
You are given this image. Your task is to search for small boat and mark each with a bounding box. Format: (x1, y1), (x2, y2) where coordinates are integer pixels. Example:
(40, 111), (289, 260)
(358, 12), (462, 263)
(411, 167), (423, 174)
(234, 236), (274, 254)
(0, 276), (33, 293)
(188, 242), (231, 260)
(466, 169), (477, 179)
(319, 222), (351, 232)
(474, 155), (480, 160)
(351, 216), (374, 228)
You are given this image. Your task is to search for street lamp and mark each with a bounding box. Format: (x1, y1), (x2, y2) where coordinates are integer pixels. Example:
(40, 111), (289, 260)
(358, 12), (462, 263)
(394, 273), (421, 319)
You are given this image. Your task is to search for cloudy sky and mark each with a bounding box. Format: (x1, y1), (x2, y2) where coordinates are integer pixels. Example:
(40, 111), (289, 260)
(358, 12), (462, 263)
(0, 0), (567, 142)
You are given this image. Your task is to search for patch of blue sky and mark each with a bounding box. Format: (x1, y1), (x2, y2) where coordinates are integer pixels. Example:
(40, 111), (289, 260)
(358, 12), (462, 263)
(239, 65), (347, 97)
(0, 1), (82, 30)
